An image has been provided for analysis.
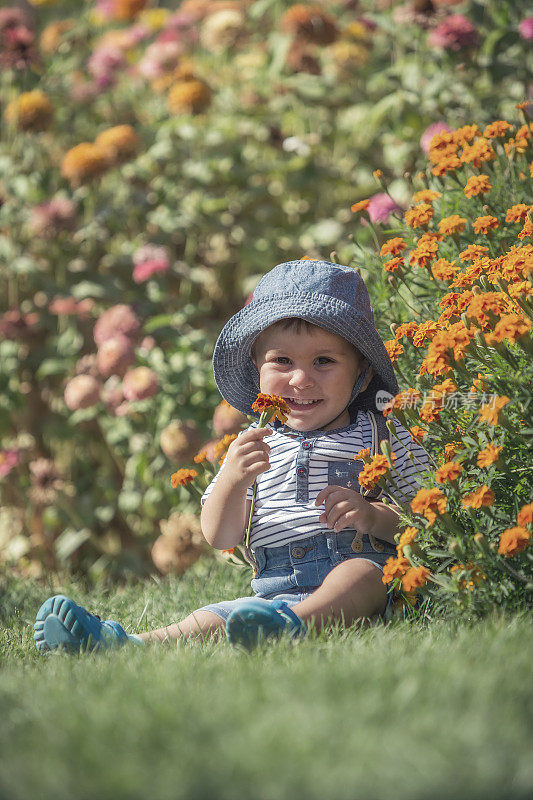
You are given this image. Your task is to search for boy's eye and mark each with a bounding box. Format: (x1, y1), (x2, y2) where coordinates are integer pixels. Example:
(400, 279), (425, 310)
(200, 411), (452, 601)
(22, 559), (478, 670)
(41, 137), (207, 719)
(317, 357), (333, 364)
(273, 356), (290, 364)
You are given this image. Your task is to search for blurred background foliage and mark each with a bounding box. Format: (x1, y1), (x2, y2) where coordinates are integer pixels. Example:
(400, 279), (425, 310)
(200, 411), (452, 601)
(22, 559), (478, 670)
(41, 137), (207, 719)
(0, 0), (531, 582)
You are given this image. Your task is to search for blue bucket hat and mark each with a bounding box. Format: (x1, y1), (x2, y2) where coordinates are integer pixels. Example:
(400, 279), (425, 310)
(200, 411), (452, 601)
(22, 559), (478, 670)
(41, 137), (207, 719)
(213, 260), (399, 417)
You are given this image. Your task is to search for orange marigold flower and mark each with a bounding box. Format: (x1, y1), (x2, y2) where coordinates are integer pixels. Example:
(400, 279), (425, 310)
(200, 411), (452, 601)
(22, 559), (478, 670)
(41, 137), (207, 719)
(382, 555), (411, 584)
(351, 199), (370, 213)
(398, 526), (418, 548)
(411, 487), (447, 525)
(251, 393), (290, 423)
(476, 443), (502, 468)
(459, 244), (489, 262)
(419, 400), (442, 423)
(170, 468), (198, 488)
(405, 203), (433, 229)
(355, 447), (371, 460)
(385, 388), (421, 413)
(113, 0), (148, 21)
(384, 339), (404, 362)
(193, 449), (208, 464)
(504, 136), (529, 157)
(508, 280), (533, 299)
(466, 292), (511, 327)
(383, 257), (404, 273)
(5, 90), (54, 132)
(214, 433), (238, 464)
(401, 566), (430, 592)
(409, 237), (439, 269)
(410, 426), (426, 442)
(450, 561), (485, 590)
(483, 121), (512, 139)
(505, 204), (531, 223)
(61, 142), (110, 186)
(463, 174), (492, 198)
(280, 4), (339, 45)
(432, 378), (457, 394)
(394, 322), (419, 340)
(94, 124), (140, 165)
(453, 124), (479, 145)
(461, 138), (496, 169)
(444, 441), (464, 460)
(479, 395), (510, 426)
(168, 79), (212, 114)
(381, 237), (406, 257)
(473, 215), (499, 235)
(428, 131), (457, 163)
(435, 461), (462, 483)
(412, 320), (440, 347)
(431, 155), (462, 176)
(461, 485), (495, 509)
(412, 190), (442, 203)
(438, 215), (467, 236)
(358, 453), (396, 490)
(517, 503), (533, 527)
(497, 526), (530, 556)
(489, 313), (531, 343)
(431, 258), (459, 282)
(518, 218), (533, 240)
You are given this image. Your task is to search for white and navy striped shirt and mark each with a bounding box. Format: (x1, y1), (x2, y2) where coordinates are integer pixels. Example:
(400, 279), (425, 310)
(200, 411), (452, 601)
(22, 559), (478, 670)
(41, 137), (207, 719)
(201, 411), (430, 550)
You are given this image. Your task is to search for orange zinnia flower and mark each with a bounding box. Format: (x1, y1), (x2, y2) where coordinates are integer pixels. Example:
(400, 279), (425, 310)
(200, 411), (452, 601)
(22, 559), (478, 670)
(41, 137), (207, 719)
(464, 174), (492, 197)
(381, 237), (407, 257)
(479, 395), (510, 425)
(473, 215), (499, 234)
(461, 485), (495, 509)
(438, 215), (467, 236)
(477, 443), (502, 468)
(351, 199), (370, 213)
(170, 468), (198, 488)
(411, 488), (447, 524)
(435, 461), (463, 483)
(505, 204), (531, 223)
(402, 566), (430, 592)
(382, 555), (411, 584)
(251, 393), (290, 424)
(358, 453), (396, 490)
(384, 339), (404, 362)
(405, 203), (434, 229)
(413, 190), (442, 203)
(497, 526), (530, 556)
(517, 503), (533, 527)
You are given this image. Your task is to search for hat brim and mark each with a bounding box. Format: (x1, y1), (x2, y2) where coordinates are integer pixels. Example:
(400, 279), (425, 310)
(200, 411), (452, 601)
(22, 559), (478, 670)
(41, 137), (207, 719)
(213, 292), (399, 416)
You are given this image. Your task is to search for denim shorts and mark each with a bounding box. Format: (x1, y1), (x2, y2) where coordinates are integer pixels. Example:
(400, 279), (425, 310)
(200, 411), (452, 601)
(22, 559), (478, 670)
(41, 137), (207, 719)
(197, 530), (397, 624)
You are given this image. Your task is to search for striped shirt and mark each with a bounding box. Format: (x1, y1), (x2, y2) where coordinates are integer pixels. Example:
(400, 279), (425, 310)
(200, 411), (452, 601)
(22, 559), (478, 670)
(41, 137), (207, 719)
(201, 411), (430, 550)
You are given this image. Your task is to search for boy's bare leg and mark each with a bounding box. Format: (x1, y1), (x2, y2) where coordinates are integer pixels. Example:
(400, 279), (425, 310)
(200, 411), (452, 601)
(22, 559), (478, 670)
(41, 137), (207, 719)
(137, 610), (226, 644)
(289, 559), (388, 634)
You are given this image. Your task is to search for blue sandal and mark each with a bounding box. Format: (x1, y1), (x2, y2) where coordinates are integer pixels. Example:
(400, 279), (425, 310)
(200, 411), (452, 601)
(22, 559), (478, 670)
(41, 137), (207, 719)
(34, 594), (134, 653)
(225, 597), (307, 651)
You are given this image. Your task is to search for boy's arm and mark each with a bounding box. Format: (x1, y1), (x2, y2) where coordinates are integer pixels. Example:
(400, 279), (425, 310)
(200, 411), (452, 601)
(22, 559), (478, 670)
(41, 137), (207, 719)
(365, 500), (400, 545)
(200, 427), (271, 550)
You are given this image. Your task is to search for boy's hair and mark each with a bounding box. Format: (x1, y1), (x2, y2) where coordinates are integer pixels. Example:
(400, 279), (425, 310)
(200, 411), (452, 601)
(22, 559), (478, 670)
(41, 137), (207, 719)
(250, 317), (360, 361)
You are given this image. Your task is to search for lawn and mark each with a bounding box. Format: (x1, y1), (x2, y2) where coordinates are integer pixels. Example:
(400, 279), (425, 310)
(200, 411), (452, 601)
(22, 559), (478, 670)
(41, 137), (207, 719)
(0, 557), (532, 800)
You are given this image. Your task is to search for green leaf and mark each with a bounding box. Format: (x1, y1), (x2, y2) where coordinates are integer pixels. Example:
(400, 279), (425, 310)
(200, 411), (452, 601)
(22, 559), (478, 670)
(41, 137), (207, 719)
(71, 281), (106, 300)
(56, 328), (83, 357)
(36, 359), (66, 379)
(54, 528), (91, 561)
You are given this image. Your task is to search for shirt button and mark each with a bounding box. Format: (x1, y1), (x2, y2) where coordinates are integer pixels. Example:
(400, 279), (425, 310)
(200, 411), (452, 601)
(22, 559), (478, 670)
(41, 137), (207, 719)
(297, 467), (306, 476)
(302, 441), (311, 449)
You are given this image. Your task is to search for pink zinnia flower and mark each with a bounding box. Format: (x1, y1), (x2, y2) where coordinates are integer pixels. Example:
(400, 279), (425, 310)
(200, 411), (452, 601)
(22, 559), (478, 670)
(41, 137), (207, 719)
(428, 15), (478, 51)
(49, 296), (93, 318)
(93, 305), (141, 346)
(0, 449), (20, 478)
(519, 17), (533, 41)
(368, 193), (402, 224)
(132, 244), (170, 283)
(97, 334), (135, 377)
(29, 197), (77, 239)
(138, 41), (181, 80)
(420, 121), (453, 153)
(64, 375), (101, 411)
(0, 310), (40, 340)
(122, 367), (159, 401)
(87, 45), (125, 83)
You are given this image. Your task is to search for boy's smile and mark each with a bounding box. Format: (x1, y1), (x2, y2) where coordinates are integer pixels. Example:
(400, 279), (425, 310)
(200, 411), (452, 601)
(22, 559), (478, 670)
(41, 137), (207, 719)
(252, 322), (369, 431)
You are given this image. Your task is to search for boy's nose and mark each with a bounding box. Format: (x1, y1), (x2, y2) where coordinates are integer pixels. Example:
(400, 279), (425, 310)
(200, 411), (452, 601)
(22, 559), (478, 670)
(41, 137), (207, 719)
(289, 369), (314, 388)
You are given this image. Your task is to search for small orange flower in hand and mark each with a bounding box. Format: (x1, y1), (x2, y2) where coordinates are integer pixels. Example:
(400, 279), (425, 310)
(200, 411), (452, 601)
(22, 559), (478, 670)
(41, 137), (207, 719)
(358, 453), (396, 491)
(251, 393), (290, 425)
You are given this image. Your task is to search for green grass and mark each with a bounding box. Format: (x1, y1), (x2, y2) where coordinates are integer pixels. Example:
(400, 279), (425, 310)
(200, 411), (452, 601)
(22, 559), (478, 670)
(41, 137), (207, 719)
(1, 557), (532, 800)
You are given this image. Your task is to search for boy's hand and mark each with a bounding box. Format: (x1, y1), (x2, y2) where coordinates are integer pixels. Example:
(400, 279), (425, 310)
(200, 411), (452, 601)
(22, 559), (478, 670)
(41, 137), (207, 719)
(315, 485), (375, 534)
(222, 428), (273, 490)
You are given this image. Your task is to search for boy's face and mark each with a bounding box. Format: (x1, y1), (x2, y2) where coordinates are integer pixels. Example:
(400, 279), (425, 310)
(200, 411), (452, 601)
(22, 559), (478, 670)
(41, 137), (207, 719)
(252, 323), (370, 431)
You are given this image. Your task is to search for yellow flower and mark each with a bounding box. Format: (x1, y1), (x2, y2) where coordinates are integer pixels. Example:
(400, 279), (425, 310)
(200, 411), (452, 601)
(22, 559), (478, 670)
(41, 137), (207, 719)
(5, 91), (54, 132)
(483, 121), (513, 139)
(94, 125), (140, 165)
(168, 79), (212, 115)
(431, 258), (459, 282)
(61, 143), (109, 186)
(459, 245), (489, 262)
(384, 339), (404, 362)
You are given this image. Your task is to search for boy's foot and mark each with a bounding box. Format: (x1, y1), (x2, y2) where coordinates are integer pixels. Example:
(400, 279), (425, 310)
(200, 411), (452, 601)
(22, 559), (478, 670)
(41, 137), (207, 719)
(34, 595), (138, 654)
(225, 598), (306, 651)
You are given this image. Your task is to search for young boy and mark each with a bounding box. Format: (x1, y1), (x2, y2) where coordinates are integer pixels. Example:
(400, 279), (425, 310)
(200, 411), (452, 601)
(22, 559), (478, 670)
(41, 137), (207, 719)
(34, 260), (429, 653)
